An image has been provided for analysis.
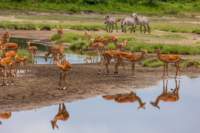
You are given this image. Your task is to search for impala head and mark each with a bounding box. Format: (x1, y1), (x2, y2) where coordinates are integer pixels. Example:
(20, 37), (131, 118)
(110, 35), (118, 42)
(63, 60), (72, 69)
(150, 101), (160, 109)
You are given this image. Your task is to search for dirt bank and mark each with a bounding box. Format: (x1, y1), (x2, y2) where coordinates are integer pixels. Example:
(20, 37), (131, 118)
(0, 64), (199, 113)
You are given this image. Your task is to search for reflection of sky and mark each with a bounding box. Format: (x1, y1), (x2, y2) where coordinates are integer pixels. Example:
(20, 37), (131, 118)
(36, 53), (99, 64)
(1, 76), (200, 133)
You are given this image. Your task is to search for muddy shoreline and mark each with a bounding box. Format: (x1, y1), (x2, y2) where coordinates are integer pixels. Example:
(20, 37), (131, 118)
(0, 64), (199, 113)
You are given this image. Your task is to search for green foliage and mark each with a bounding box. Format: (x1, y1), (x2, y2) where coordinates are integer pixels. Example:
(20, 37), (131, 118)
(192, 29), (200, 34)
(59, 32), (85, 43)
(39, 25), (52, 31)
(180, 59), (200, 68)
(17, 49), (31, 57)
(142, 58), (164, 67)
(106, 43), (116, 50)
(69, 25), (103, 31)
(0, 0), (199, 15)
(51, 34), (62, 41)
(69, 39), (89, 52)
(0, 21), (37, 30)
(125, 41), (200, 55)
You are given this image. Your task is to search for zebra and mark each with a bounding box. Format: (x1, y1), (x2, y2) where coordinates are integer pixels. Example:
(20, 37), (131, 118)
(120, 17), (137, 33)
(131, 13), (151, 33)
(104, 15), (120, 33)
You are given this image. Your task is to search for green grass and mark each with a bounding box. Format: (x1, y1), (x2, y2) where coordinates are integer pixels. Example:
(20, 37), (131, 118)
(52, 32), (86, 43)
(180, 59), (200, 68)
(153, 22), (200, 34)
(142, 58), (164, 67)
(125, 41), (200, 55)
(0, 1), (200, 16)
(17, 49), (30, 57)
(1, 20), (200, 36)
(0, 21), (57, 30)
(0, 21), (104, 31)
(51, 32), (200, 55)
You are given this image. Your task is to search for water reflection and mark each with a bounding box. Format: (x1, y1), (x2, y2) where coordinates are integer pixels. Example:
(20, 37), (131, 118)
(150, 78), (180, 109)
(51, 103), (69, 130)
(36, 54), (99, 64)
(0, 112), (12, 125)
(1, 76), (200, 133)
(102, 92), (146, 109)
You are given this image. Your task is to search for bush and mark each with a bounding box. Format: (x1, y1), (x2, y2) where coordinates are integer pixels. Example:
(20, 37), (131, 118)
(51, 34), (62, 41)
(39, 25), (52, 31)
(142, 58), (164, 67)
(82, 0), (107, 5)
(192, 29), (200, 34)
(69, 39), (89, 52)
(180, 59), (200, 68)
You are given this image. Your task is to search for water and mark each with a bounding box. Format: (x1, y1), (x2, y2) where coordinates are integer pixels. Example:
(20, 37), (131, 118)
(0, 76), (200, 133)
(36, 53), (99, 64)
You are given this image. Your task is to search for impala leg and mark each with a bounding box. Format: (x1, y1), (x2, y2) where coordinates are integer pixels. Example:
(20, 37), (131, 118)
(166, 63), (169, 77)
(62, 72), (67, 90)
(58, 72), (62, 87)
(131, 62), (136, 76)
(105, 60), (110, 74)
(114, 58), (120, 74)
(163, 64), (166, 77)
(175, 62), (180, 77)
(1, 69), (6, 86)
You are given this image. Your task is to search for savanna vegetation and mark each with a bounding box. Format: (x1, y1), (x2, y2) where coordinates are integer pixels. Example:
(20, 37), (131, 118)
(0, 0), (199, 15)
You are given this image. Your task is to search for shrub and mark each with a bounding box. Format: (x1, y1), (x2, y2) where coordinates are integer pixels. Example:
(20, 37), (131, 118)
(142, 58), (164, 67)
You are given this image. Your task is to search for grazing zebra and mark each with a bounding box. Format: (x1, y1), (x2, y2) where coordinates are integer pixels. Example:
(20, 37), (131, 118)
(120, 17), (137, 33)
(131, 13), (151, 33)
(104, 15), (120, 33)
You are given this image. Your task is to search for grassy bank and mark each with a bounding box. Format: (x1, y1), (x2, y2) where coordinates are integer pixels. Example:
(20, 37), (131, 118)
(0, 1), (200, 16)
(1, 21), (200, 35)
(0, 21), (104, 31)
(51, 32), (200, 55)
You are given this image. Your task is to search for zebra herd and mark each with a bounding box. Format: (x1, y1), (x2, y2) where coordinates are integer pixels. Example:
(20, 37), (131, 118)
(104, 13), (150, 33)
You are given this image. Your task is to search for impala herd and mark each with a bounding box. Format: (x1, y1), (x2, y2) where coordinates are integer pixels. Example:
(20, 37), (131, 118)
(0, 29), (182, 88)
